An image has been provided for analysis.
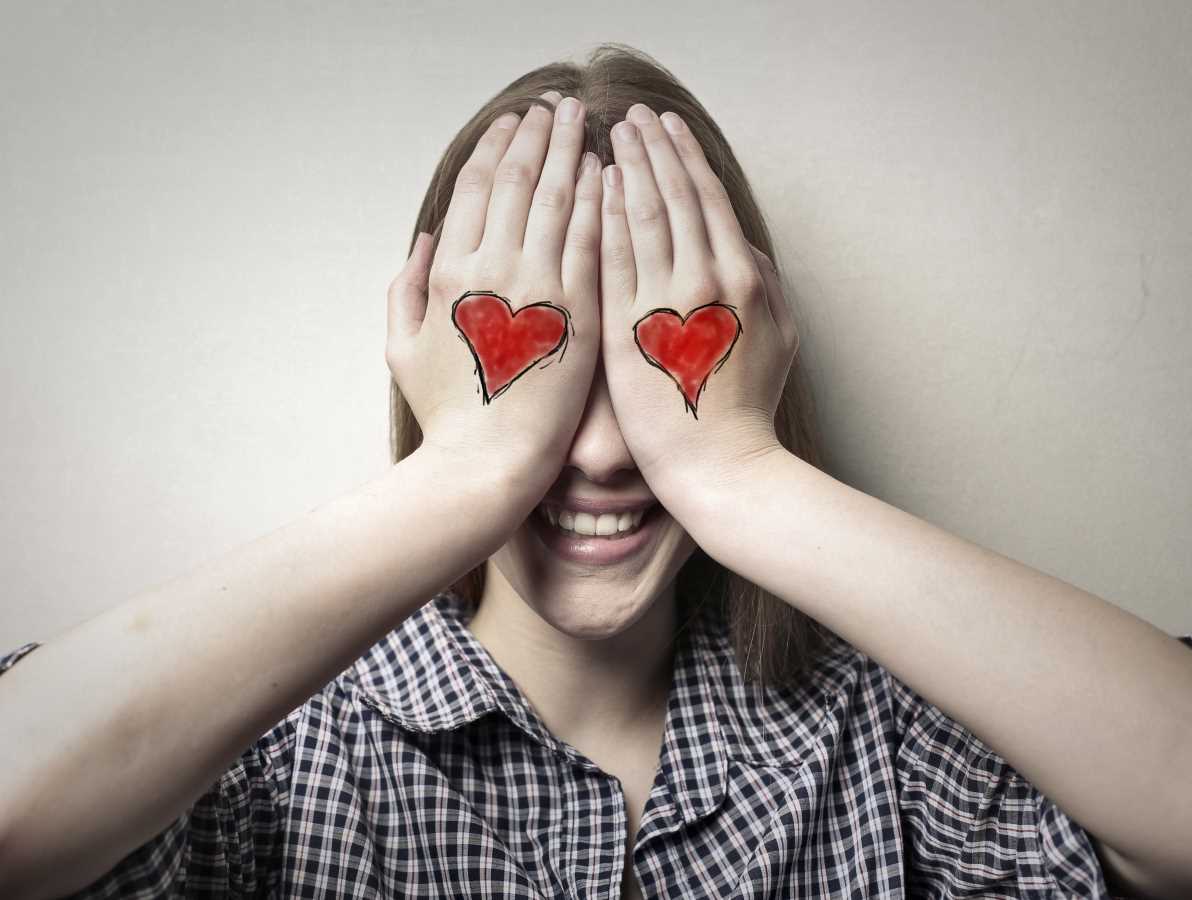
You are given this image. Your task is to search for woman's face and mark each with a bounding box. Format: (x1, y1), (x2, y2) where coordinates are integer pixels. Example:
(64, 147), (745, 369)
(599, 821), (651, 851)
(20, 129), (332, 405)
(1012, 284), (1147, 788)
(485, 356), (699, 639)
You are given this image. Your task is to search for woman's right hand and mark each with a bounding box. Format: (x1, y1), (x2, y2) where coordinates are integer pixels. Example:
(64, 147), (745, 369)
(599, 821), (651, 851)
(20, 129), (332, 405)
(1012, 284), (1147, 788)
(386, 90), (603, 500)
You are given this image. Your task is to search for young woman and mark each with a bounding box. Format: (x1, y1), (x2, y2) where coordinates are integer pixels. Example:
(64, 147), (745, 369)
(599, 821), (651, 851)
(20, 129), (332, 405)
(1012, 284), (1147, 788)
(1, 44), (1188, 900)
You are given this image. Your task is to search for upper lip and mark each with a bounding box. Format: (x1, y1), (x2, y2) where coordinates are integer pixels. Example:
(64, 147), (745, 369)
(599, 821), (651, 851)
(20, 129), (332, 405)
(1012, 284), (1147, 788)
(539, 495), (658, 515)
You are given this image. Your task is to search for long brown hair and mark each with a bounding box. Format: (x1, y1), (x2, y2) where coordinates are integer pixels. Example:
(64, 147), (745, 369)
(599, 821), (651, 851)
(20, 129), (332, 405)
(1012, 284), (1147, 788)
(390, 43), (835, 693)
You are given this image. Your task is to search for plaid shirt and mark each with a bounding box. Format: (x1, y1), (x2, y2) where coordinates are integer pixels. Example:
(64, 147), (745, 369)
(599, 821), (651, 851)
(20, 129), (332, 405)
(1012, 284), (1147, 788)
(5, 591), (1184, 898)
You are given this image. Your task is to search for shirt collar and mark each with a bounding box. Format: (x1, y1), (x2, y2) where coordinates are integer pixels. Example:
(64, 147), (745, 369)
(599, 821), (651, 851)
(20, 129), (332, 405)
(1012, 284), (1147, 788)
(350, 588), (862, 829)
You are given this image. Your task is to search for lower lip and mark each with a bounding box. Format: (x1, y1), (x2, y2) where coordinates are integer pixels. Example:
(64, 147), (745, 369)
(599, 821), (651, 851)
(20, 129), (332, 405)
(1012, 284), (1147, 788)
(529, 505), (664, 565)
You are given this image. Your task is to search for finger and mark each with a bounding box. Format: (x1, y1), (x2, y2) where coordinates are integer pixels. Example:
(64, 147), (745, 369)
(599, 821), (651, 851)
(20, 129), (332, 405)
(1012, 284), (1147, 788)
(561, 151), (603, 312)
(654, 111), (752, 269)
(438, 112), (521, 259)
(626, 104), (712, 272)
(481, 92), (558, 258)
(524, 95), (588, 274)
(610, 116), (672, 276)
(387, 232), (434, 345)
(748, 243), (799, 353)
(599, 164), (637, 307)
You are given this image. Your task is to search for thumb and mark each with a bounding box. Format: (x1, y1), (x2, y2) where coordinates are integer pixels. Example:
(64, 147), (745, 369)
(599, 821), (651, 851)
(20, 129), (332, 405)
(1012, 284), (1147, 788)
(387, 231), (434, 342)
(747, 243), (798, 354)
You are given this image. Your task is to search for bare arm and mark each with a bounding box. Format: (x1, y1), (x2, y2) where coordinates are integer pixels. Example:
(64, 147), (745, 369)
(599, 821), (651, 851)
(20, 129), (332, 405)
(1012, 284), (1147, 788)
(672, 447), (1192, 898)
(0, 85), (603, 898)
(0, 446), (532, 898)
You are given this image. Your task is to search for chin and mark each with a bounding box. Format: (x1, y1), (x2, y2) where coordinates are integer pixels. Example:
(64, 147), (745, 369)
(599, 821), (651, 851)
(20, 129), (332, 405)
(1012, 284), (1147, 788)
(488, 507), (699, 641)
(533, 592), (655, 641)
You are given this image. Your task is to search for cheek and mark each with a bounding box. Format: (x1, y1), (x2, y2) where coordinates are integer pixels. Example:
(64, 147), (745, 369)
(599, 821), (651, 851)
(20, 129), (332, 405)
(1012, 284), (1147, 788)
(659, 512), (699, 563)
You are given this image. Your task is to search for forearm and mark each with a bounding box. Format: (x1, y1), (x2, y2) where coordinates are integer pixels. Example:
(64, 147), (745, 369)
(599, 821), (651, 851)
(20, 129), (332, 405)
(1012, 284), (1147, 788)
(682, 448), (1192, 889)
(0, 445), (526, 896)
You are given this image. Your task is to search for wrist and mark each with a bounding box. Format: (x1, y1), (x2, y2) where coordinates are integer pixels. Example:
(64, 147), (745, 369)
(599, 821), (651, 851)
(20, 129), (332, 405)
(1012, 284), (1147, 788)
(400, 440), (557, 527)
(647, 439), (792, 547)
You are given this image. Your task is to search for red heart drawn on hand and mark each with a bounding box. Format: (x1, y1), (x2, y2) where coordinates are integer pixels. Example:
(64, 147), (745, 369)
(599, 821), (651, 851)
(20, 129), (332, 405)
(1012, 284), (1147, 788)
(633, 303), (743, 418)
(451, 291), (571, 403)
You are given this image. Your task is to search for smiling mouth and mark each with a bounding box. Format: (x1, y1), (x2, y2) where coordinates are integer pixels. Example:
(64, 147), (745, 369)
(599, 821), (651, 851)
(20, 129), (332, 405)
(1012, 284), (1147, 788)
(534, 503), (660, 540)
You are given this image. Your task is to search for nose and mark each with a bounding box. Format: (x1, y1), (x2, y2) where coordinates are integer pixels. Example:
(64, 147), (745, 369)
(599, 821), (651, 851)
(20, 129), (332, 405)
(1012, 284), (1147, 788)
(563, 358), (636, 485)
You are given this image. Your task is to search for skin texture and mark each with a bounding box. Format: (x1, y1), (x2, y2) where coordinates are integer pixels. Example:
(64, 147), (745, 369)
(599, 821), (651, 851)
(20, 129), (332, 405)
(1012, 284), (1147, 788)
(386, 95), (602, 498)
(598, 103), (797, 499)
(468, 91), (798, 776)
(16, 85), (1179, 900)
(400, 90), (1192, 899)
(392, 92), (699, 786)
(598, 101), (1192, 900)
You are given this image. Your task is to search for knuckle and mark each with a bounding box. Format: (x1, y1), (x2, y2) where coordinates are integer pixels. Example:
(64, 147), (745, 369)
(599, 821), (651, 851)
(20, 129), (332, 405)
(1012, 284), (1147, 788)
(494, 160), (535, 187)
(532, 182), (569, 212)
(427, 264), (454, 296)
(566, 227), (599, 256)
(682, 275), (722, 307)
(603, 250), (637, 294)
(601, 190), (626, 217)
(604, 239), (634, 270)
(724, 263), (763, 298)
(627, 199), (665, 225)
(384, 344), (407, 378)
(656, 175), (691, 203)
(453, 165), (489, 194)
(574, 179), (603, 205)
(697, 179), (732, 208)
(474, 255), (512, 286)
(671, 131), (702, 157)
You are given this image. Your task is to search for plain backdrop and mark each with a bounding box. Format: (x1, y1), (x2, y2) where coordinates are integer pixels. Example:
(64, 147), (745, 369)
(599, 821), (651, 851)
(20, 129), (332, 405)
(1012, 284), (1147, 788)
(2, 1), (1189, 649)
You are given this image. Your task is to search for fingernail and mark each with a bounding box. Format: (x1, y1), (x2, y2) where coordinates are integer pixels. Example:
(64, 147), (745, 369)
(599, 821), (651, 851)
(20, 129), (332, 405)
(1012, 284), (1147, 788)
(495, 113), (519, 130)
(661, 112), (686, 134)
(558, 97), (580, 122)
(627, 104), (653, 125)
(614, 121), (639, 143)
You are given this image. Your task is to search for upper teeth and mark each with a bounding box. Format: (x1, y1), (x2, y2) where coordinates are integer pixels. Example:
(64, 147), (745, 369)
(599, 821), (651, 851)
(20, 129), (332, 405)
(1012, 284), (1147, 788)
(539, 505), (648, 536)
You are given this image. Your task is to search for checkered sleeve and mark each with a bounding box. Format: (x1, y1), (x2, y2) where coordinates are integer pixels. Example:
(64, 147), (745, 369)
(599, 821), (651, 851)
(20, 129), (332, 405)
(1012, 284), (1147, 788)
(878, 662), (1115, 899)
(1, 641), (292, 898)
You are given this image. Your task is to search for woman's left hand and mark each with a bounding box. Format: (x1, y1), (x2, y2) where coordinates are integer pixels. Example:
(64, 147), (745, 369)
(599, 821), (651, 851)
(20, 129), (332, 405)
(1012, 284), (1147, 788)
(599, 103), (799, 518)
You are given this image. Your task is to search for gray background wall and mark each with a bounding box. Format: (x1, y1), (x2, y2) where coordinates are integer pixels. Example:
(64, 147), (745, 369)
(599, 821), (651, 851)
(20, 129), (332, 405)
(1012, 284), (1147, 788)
(2, 1), (1189, 647)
